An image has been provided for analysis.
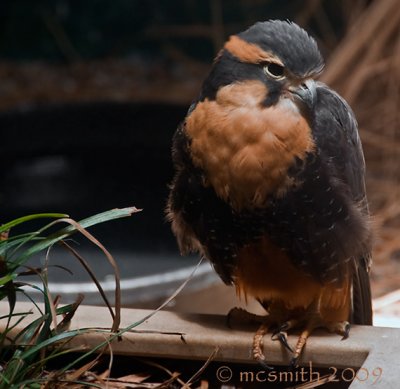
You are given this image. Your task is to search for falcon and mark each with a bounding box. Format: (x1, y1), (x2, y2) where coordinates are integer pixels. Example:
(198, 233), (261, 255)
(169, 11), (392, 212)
(167, 20), (372, 366)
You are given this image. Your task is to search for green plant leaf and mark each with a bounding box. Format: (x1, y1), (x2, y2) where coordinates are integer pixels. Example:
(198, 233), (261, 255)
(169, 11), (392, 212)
(0, 214), (68, 234)
(18, 328), (83, 360)
(12, 207), (139, 268)
(0, 236), (44, 259)
(0, 274), (16, 285)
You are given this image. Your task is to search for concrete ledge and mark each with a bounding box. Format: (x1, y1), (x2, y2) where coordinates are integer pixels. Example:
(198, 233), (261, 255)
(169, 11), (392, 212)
(1, 302), (399, 388)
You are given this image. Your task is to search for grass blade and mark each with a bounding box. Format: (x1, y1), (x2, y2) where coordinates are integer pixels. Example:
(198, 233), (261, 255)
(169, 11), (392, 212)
(12, 207), (140, 268)
(0, 214), (68, 234)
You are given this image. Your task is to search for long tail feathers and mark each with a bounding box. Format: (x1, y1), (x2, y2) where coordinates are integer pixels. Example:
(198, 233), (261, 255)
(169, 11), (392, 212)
(352, 258), (373, 325)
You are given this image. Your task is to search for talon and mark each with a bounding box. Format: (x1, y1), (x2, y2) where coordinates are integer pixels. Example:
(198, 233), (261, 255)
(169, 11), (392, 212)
(278, 332), (293, 353)
(326, 320), (351, 339)
(341, 322), (351, 340)
(253, 352), (274, 370)
(290, 355), (299, 369)
(254, 354), (274, 370)
(271, 331), (293, 353)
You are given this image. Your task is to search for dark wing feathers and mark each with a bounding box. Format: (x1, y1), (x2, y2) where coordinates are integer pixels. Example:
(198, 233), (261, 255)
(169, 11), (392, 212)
(168, 122), (241, 283)
(314, 82), (368, 209)
(313, 82), (372, 325)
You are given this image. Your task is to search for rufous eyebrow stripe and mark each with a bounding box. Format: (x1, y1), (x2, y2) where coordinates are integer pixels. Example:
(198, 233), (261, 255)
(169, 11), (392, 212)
(224, 35), (284, 65)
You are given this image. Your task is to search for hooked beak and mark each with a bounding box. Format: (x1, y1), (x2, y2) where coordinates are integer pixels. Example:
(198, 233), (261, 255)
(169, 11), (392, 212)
(288, 79), (317, 108)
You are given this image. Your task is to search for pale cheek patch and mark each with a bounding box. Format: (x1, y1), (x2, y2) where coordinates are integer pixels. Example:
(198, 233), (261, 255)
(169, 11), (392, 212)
(277, 97), (301, 115)
(186, 81), (314, 210)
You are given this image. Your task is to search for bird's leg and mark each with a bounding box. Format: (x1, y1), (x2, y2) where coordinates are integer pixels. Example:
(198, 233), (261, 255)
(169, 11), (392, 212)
(290, 319), (350, 367)
(291, 325), (315, 367)
(290, 296), (323, 367)
(226, 307), (274, 368)
(251, 304), (297, 367)
(253, 321), (273, 368)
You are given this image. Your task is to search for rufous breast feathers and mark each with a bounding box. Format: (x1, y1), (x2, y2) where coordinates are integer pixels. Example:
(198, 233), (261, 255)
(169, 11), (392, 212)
(185, 80), (315, 210)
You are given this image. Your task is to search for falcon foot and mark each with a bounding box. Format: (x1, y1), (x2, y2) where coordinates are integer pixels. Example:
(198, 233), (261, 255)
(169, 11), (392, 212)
(227, 306), (351, 368)
(290, 317), (351, 368)
(227, 308), (295, 368)
(253, 317), (300, 368)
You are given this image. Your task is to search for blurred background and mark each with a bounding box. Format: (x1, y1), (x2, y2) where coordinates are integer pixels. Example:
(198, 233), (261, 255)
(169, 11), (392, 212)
(0, 0), (399, 325)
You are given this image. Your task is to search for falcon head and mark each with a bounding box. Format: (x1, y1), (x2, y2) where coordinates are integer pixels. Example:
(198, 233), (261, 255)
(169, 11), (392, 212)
(200, 20), (324, 110)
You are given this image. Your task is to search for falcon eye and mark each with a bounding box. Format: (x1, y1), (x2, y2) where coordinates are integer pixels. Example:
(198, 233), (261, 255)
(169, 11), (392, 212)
(263, 62), (285, 80)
